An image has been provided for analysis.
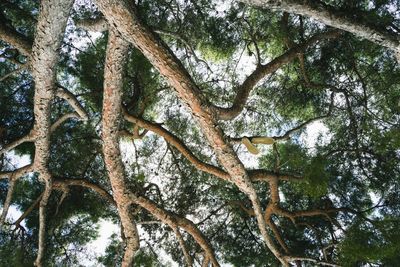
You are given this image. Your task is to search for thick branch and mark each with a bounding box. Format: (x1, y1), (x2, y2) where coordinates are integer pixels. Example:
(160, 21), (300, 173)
(240, 0), (400, 55)
(102, 29), (140, 267)
(30, 0), (74, 265)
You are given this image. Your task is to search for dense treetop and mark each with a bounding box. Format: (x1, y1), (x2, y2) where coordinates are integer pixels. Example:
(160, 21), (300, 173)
(0, 0), (399, 266)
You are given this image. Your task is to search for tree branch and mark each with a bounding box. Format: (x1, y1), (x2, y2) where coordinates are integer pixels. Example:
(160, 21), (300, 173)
(30, 0), (75, 265)
(210, 30), (340, 120)
(173, 227), (193, 267)
(123, 110), (230, 181)
(56, 85), (89, 121)
(0, 130), (34, 156)
(0, 179), (16, 226)
(101, 29), (141, 267)
(240, 0), (400, 57)
(0, 21), (32, 56)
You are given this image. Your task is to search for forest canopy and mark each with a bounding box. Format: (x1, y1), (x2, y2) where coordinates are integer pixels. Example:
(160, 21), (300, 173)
(0, 0), (400, 266)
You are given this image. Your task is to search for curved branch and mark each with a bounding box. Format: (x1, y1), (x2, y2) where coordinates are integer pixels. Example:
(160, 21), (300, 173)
(210, 30), (340, 120)
(133, 194), (220, 267)
(123, 111), (230, 181)
(50, 112), (80, 132)
(241, 0), (400, 55)
(0, 130), (34, 156)
(56, 85), (89, 121)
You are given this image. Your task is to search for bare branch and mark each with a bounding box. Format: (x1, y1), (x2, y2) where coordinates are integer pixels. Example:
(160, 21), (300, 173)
(0, 164), (34, 180)
(210, 30), (341, 120)
(123, 110), (230, 181)
(56, 85), (89, 121)
(173, 227), (193, 267)
(133, 194), (220, 267)
(0, 179), (16, 226)
(0, 67), (25, 82)
(0, 130), (34, 156)
(241, 0), (400, 56)
(0, 21), (32, 56)
(14, 192), (44, 228)
(53, 178), (115, 205)
(50, 112), (80, 132)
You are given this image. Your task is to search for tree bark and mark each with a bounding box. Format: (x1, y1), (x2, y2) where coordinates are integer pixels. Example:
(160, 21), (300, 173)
(30, 1), (74, 266)
(102, 29), (140, 267)
(240, 0), (400, 55)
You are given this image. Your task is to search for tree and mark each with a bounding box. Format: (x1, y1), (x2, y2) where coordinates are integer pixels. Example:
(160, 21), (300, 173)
(0, 0), (399, 266)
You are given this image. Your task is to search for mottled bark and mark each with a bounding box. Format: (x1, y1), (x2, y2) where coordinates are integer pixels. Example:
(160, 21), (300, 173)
(30, 0), (74, 265)
(102, 29), (140, 267)
(240, 0), (400, 55)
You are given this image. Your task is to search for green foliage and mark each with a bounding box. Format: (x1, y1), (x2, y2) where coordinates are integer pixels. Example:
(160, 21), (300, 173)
(339, 219), (400, 266)
(300, 155), (329, 197)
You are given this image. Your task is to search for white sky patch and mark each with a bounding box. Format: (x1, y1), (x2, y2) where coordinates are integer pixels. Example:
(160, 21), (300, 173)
(300, 120), (332, 153)
(85, 219), (120, 260)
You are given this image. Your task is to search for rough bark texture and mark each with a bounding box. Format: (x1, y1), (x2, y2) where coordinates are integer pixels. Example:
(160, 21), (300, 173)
(241, 0), (400, 54)
(30, 1), (74, 266)
(102, 29), (140, 267)
(95, 0), (286, 264)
